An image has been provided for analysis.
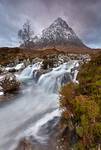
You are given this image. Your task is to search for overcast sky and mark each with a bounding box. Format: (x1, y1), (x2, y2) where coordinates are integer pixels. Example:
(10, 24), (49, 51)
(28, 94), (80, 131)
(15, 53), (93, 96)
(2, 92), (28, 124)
(0, 0), (101, 48)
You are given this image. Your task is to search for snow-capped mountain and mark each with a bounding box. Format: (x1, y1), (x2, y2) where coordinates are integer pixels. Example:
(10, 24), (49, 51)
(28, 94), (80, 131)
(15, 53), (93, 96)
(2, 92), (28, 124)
(33, 17), (86, 49)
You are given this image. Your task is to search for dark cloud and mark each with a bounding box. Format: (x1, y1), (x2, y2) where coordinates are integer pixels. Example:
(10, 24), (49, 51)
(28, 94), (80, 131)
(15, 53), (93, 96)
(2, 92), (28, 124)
(0, 0), (101, 48)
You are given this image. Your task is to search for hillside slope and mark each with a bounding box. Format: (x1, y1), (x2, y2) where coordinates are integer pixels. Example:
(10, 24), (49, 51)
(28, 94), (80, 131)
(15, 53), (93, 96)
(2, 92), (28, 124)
(59, 52), (101, 149)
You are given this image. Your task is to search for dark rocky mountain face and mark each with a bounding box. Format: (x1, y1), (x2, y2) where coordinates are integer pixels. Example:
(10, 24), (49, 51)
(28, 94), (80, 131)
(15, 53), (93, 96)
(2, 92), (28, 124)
(30, 17), (86, 49)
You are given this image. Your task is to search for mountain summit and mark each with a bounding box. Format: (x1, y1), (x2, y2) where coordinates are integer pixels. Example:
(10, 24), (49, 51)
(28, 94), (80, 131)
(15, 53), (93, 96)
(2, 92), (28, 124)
(33, 17), (86, 49)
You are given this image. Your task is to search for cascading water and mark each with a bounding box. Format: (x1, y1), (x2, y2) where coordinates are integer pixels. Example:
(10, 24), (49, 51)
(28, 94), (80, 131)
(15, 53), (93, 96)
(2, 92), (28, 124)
(0, 60), (79, 150)
(38, 62), (75, 93)
(18, 62), (42, 82)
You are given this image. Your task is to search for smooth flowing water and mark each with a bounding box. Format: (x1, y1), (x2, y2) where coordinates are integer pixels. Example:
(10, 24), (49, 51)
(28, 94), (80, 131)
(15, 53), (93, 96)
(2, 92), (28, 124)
(0, 60), (79, 150)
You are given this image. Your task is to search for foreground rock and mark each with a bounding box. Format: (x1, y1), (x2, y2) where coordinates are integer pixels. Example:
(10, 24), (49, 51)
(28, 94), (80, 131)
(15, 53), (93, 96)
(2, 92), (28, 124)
(15, 138), (34, 150)
(16, 117), (61, 150)
(0, 74), (20, 94)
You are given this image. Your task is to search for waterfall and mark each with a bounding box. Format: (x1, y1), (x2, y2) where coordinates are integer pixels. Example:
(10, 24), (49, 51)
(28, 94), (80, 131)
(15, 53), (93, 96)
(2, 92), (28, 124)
(0, 60), (80, 150)
(19, 60), (79, 87)
(18, 62), (42, 82)
(18, 60), (79, 94)
(38, 61), (79, 93)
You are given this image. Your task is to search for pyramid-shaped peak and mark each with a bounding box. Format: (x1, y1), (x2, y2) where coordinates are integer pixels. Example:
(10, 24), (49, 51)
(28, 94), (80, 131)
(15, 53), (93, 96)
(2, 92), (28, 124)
(51, 17), (69, 28)
(55, 17), (66, 22)
(38, 17), (86, 49)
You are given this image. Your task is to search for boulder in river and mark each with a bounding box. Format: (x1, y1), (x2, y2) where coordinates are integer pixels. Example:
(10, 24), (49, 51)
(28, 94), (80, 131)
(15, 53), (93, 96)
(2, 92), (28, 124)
(0, 74), (20, 94)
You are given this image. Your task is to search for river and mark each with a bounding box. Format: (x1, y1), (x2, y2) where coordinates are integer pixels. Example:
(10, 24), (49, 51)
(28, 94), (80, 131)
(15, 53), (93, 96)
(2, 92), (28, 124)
(0, 60), (79, 150)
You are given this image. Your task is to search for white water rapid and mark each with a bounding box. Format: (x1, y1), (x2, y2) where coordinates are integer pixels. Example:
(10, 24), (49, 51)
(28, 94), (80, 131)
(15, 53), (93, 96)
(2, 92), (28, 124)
(0, 60), (79, 150)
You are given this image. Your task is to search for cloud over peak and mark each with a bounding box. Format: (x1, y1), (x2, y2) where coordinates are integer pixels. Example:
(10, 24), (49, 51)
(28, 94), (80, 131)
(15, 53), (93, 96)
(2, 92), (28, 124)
(0, 0), (101, 48)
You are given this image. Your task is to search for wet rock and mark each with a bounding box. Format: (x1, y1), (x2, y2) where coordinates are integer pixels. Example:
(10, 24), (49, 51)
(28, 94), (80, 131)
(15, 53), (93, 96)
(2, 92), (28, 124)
(0, 65), (4, 74)
(33, 68), (52, 82)
(16, 117), (60, 150)
(23, 58), (31, 67)
(15, 63), (25, 71)
(15, 138), (34, 150)
(32, 57), (42, 64)
(8, 68), (16, 73)
(0, 74), (20, 94)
